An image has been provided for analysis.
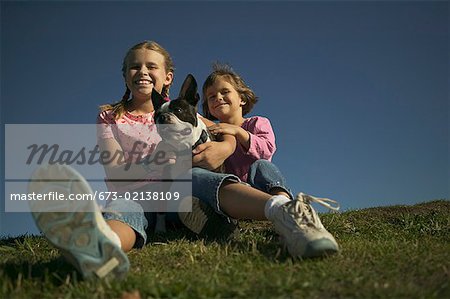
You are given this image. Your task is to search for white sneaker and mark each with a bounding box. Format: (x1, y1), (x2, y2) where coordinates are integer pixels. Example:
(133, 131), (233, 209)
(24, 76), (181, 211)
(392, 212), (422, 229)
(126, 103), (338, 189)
(272, 192), (340, 258)
(28, 164), (129, 279)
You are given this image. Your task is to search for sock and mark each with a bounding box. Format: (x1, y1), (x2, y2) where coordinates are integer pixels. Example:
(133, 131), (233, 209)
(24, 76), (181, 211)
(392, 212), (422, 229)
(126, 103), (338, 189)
(94, 211), (122, 249)
(264, 195), (291, 221)
(108, 231), (122, 249)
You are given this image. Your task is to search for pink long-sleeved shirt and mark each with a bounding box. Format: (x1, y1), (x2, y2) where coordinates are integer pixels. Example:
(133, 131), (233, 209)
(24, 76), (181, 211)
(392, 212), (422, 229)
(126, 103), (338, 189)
(96, 110), (163, 192)
(224, 116), (276, 182)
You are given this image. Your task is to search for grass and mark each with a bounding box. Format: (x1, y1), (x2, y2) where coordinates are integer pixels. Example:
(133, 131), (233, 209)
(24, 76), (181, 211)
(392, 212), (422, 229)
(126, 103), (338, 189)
(1, 199), (449, 299)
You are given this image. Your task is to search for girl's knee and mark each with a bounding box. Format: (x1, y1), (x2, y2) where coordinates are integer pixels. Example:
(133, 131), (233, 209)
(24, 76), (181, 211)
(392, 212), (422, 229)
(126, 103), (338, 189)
(249, 159), (273, 172)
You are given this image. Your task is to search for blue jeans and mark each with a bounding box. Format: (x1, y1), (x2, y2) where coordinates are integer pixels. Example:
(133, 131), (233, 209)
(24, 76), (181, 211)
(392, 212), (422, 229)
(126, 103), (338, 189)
(102, 187), (182, 248)
(247, 159), (293, 199)
(191, 160), (292, 216)
(103, 168), (240, 247)
(103, 159), (291, 247)
(190, 167), (240, 217)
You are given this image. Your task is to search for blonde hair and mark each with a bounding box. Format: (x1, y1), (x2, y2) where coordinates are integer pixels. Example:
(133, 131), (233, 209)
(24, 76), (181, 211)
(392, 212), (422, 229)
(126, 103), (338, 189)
(99, 41), (175, 120)
(202, 63), (258, 121)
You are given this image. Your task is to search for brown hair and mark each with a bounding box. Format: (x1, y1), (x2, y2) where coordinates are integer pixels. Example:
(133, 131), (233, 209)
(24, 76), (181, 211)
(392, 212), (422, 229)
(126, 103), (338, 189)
(202, 63), (258, 121)
(99, 41), (175, 119)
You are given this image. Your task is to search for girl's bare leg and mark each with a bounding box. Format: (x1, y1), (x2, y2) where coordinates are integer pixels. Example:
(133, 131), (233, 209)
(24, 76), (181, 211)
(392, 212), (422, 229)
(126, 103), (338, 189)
(218, 181), (272, 220)
(107, 220), (136, 252)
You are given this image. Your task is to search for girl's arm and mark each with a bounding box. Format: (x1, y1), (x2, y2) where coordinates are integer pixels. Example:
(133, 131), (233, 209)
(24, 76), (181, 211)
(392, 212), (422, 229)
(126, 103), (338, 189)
(244, 117), (276, 160)
(97, 137), (176, 187)
(192, 116), (237, 170)
(97, 137), (144, 183)
(208, 123), (250, 151)
(96, 112), (175, 186)
(208, 117), (276, 160)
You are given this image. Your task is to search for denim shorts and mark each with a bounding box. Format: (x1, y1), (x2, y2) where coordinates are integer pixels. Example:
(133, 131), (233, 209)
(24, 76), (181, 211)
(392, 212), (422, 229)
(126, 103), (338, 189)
(247, 159), (293, 199)
(191, 160), (292, 214)
(102, 198), (182, 248)
(103, 160), (291, 248)
(102, 167), (240, 248)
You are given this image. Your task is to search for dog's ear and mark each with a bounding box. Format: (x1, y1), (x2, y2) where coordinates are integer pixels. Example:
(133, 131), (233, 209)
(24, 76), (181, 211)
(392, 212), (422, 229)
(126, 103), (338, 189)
(151, 88), (166, 111)
(179, 74), (200, 107)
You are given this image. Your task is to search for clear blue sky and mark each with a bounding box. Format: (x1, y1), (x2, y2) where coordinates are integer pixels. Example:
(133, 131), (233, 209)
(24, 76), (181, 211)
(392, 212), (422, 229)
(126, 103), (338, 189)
(1, 1), (448, 237)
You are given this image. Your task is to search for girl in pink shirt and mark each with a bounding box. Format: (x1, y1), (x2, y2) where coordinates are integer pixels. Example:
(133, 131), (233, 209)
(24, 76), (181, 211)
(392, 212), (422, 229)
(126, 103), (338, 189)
(202, 63), (292, 198)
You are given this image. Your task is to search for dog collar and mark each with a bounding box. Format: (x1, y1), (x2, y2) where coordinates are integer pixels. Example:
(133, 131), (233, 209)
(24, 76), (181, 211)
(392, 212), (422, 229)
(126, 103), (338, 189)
(176, 130), (209, 157)
(192, 130), (209, 150)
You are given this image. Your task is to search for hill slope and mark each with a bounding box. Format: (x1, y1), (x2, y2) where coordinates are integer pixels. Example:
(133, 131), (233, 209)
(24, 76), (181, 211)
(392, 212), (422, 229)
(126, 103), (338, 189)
(1, 200), (449, 298)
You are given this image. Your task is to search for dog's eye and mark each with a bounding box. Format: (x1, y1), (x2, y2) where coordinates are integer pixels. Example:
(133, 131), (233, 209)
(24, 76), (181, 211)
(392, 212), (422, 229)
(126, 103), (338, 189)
(175, 108), (182, 113)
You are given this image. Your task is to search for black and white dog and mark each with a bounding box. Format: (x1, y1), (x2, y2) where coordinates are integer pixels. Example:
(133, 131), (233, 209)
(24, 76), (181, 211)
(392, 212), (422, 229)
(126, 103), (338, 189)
(151, 74), (211, 153)
(150, 74), (213, 233)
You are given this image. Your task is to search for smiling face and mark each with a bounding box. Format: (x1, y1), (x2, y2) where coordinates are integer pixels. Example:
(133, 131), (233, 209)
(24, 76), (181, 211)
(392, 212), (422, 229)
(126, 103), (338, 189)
(124, 49), (173, 101)
(205, 77), (246, 121)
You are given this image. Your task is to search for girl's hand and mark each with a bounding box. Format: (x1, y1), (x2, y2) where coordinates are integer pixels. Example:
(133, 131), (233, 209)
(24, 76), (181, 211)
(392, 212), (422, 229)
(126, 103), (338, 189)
(208, 123), (240, 137)
(192, 140), (234, 170)
(209, 123), (250, 151)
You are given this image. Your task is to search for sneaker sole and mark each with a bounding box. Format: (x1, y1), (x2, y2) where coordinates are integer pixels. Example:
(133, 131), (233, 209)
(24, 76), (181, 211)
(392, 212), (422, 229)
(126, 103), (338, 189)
(178, 197), (239, 240)
(28, 164), (129, 279)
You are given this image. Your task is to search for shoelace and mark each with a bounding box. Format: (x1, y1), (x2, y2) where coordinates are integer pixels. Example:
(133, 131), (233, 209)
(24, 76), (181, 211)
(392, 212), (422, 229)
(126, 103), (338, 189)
(296, 192), (340, 211)
(286, 198), (319, 229)
(286, 193), (340, 229)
